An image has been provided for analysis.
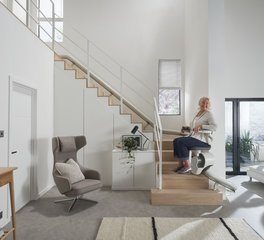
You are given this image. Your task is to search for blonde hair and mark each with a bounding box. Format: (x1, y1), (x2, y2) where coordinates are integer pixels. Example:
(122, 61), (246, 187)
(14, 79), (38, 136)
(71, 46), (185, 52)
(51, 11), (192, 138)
(198, 97), (211, 109)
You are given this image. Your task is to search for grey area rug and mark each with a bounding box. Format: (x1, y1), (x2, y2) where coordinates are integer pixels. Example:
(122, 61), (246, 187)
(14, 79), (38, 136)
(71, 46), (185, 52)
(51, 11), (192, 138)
(96, 217), (263, 240)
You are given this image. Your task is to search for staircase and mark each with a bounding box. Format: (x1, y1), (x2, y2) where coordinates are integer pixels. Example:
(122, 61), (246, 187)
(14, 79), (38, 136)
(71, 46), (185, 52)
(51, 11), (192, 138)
(54, 53), (153, 133)
(151, 138), (223, 205)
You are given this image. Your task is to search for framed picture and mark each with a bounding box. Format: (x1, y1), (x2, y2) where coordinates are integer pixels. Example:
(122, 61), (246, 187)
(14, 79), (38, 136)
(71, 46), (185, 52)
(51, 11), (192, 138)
(122, 135), (142, 150)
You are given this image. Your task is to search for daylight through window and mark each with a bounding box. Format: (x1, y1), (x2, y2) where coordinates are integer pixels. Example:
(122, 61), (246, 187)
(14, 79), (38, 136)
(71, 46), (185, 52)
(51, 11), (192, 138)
(39, 0), (63, 42)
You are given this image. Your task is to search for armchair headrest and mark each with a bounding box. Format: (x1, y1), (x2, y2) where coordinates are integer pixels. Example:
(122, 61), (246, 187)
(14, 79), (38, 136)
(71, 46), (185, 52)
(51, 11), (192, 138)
(52, 136), (87, 155)
(58, 136), (77, 153)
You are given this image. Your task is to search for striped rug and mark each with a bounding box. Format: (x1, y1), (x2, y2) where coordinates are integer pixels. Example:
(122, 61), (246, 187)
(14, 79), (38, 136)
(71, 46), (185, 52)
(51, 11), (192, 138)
(96, 217), (263, 240)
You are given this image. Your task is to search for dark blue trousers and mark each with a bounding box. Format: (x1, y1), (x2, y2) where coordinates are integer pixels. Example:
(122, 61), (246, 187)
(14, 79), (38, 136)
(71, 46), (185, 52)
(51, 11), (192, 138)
(173, 137), (210, 161)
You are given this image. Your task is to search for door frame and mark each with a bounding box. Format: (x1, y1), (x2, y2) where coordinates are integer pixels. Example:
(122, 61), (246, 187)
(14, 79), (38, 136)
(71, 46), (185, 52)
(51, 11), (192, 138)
(8, 75), (38, 204)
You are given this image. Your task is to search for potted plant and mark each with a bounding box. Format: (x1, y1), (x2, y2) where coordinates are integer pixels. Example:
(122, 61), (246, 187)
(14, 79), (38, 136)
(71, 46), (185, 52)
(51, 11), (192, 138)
(240, 131), (255, 162)
(123, 137), (138, 158)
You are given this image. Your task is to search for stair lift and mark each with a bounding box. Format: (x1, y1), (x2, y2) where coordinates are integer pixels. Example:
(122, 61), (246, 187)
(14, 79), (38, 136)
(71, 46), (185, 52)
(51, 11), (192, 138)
(189, 131), (237, 192)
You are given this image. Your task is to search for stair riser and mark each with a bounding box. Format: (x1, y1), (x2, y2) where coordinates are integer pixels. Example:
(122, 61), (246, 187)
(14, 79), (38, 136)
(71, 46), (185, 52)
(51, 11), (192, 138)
(155, 141), (173, 150)
(162, 175), (209, 189)
(151, 194), (222, 205)
(155, 151), (175, 162)
(156, 162), (179, 174)
(151, 191), (223, 206)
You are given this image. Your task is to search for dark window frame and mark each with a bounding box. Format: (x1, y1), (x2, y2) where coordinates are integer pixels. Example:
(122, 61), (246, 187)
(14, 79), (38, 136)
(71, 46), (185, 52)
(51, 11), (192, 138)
(226, 98), (264, 175)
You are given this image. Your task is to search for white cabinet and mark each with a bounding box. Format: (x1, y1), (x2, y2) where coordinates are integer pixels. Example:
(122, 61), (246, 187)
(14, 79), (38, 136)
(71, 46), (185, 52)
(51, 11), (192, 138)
(112, 149), (155, 190)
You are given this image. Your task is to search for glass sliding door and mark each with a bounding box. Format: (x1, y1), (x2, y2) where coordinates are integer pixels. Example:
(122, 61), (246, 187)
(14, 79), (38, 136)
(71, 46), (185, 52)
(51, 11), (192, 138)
(225, 99), (264, 175)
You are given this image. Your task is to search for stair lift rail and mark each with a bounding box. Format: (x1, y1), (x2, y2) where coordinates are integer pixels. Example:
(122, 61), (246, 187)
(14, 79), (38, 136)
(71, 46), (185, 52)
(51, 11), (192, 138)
(190, 132), (237, 192)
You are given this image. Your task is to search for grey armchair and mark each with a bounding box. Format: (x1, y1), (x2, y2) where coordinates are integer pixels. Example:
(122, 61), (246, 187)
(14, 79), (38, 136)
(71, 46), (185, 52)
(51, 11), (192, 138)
(52, 136), (102, 211)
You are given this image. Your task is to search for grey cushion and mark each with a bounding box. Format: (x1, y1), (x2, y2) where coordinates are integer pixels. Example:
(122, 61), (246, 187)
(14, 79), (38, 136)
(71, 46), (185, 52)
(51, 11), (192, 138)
(59, 137), (77, 152)
(55, 159), (85, 184)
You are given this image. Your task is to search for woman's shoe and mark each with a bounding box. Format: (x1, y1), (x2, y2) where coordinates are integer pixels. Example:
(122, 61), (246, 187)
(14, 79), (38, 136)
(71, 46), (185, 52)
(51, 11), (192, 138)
(178, 167), (192, 174)
(174, 165), (184, 173)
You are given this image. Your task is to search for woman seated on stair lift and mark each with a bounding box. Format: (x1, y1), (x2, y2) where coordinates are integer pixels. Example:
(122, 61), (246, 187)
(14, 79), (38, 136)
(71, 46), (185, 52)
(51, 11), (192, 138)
(173, 96), (217, 174)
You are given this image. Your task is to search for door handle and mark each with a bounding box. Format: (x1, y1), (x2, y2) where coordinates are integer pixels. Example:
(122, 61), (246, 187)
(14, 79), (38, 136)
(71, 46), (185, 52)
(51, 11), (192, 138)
(11, 151), (17, 154)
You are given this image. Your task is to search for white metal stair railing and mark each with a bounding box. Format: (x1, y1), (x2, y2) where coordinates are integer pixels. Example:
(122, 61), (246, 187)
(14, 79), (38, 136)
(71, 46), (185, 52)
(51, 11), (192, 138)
(1, 0), (155, 124)
(154, 97), (163, 190)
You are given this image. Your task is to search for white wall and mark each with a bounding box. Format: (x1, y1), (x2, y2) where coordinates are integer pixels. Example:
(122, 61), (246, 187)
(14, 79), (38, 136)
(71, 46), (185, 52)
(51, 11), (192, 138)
(208, 0), (264, 178)
(224, 0), (264, 97)
(0, 4), (54, 225)
(184, 0), (209, 125)
(64, 0), (185, 130)
(208, 0), (225, 177)
(184, 0), (226, 179)
(54, 62), (86, 137)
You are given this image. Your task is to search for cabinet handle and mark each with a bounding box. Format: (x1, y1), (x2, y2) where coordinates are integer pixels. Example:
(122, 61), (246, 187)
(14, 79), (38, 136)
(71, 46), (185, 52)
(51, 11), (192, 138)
(11, 151), (17, 154)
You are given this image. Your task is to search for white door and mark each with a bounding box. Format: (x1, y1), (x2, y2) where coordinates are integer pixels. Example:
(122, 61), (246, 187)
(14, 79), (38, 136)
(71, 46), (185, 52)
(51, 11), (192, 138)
(9, 82), (36, 211)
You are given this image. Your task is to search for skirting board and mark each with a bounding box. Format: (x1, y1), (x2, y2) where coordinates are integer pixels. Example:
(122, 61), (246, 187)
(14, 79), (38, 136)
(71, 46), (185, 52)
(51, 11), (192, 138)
(36, 184), (54, 200)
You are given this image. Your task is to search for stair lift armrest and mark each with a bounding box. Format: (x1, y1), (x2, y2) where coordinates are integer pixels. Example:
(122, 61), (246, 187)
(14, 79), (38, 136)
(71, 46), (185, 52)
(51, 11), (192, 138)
(198, 130), (213, 134)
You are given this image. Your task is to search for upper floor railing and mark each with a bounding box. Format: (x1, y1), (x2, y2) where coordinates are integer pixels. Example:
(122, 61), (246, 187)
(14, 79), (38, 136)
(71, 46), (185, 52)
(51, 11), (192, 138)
(1, 0), (155, 122)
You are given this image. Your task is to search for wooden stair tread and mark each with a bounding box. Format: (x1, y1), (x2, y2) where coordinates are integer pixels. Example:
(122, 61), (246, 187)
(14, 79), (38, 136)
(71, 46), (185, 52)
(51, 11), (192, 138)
(156, 161), (178, 164)
(151, 188), (219, 194)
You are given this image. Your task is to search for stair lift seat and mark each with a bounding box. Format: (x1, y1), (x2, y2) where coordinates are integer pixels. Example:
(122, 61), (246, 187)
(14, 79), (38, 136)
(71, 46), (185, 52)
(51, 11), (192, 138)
(189, 145), (213, 175)
(52, 136), (102, 211)
(188, 138), (237, 192)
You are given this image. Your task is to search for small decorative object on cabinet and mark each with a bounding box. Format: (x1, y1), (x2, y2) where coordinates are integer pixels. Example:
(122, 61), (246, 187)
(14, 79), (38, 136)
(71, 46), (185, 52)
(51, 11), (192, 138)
(112, 149), (155, 190)
(122, 135), (141, 156)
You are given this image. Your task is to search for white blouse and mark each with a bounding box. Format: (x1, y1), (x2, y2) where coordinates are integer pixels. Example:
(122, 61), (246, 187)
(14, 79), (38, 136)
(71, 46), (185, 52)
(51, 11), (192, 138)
(190, 110), (217, 144)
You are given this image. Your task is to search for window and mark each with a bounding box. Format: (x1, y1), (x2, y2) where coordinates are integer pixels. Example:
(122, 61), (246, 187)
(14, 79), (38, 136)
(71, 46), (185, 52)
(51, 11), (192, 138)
(39, 0), (63, 42)
(158, 59), (181, 115)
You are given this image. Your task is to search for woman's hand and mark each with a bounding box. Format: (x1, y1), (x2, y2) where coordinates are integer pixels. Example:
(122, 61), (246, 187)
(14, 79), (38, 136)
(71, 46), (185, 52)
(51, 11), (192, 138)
(193, 124), (202, 133)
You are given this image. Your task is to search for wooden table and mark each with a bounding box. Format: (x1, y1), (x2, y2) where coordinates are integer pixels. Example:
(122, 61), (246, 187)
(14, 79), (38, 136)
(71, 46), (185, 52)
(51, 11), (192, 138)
(0, 167), (17, 240)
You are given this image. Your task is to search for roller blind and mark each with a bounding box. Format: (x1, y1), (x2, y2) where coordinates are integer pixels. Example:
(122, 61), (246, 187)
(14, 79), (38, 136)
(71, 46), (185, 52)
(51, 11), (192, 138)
(159, 60), (181, 88)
